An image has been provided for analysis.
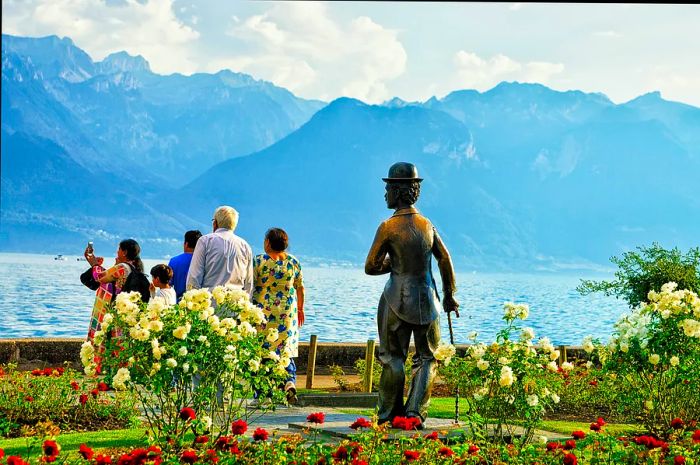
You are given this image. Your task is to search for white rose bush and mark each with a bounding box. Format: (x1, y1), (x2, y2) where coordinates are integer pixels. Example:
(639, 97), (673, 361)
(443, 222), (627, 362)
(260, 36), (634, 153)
(439, 302), (564, 443)
(587, 282), (700, 434)
(80, 285), (288, 448)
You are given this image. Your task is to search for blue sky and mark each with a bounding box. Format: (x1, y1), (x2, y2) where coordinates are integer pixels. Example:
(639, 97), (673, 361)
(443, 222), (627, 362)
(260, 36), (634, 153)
(3, 1), (699, 106)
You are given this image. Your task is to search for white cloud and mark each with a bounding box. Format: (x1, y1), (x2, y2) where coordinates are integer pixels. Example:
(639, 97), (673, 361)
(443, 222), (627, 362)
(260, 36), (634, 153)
(2, 0), (200, 74)
(214, 3), (407, 103)
(451, 50), (564, 91)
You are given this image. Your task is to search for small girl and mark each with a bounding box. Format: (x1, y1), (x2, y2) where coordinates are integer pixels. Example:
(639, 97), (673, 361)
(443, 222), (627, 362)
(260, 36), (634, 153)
(150, 264), (177, 306)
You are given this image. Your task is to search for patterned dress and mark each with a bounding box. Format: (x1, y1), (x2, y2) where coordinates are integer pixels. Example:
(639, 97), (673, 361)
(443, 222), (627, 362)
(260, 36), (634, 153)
(86, 262), (131, 341)
(252, 254), (304, 357)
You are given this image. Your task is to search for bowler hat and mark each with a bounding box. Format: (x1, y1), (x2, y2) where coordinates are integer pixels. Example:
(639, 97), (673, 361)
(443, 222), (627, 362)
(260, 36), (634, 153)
(382, 162), (423, 182)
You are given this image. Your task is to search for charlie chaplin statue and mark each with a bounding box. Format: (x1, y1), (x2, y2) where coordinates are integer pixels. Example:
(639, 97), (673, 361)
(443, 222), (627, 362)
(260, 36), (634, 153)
(365, 162), (459, 428)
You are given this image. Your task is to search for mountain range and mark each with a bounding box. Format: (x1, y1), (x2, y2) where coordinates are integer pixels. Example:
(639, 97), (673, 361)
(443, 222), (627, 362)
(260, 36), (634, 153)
(2, 34), (699, 272)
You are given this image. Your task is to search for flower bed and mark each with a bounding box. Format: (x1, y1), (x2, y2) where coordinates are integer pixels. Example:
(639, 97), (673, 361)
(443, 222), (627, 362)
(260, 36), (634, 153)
(0, 365), (138, 438)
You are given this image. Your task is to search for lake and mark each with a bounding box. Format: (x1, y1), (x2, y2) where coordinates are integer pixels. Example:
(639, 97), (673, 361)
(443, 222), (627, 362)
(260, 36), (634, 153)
(0, 253), (625, 345)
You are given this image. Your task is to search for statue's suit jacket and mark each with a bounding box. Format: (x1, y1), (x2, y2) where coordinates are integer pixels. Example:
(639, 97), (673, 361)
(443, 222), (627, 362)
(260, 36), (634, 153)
(365, 206), (456, 326)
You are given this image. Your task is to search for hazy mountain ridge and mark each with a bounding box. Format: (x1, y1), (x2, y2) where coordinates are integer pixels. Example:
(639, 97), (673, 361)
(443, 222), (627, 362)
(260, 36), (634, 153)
(2, 35), (699, 271)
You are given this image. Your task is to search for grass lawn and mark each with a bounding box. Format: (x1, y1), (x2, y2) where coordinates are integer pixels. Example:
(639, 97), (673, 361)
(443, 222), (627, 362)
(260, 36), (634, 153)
(0, 429), (149, 459)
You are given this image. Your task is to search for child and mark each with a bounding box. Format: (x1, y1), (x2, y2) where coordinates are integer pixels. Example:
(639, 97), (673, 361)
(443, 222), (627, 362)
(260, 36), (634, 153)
(150, 264), (177, 306)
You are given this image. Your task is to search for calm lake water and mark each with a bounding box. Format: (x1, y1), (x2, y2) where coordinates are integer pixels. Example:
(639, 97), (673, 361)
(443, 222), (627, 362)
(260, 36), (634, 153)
(0, 253), (625, 345)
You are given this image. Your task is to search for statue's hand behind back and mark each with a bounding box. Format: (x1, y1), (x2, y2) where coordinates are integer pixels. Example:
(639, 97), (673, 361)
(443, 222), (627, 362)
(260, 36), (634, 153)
(443, 294), (460, 317)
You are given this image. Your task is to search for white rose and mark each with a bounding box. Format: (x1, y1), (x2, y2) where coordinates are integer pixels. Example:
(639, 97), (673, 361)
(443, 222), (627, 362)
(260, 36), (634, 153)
(520, 327), (535, 341)
(670, 356), (680, 367)
(248, 359), (260, 372)
(476, 359), (490, 371)
(648, 354), (660, 365)
(620, 342), (629, 353)
(178, 347), (188, 357)
(166, 358), (177, 368)
(551, 393), (560, 404)
(499, 366), (514, 387)
(197, 335), (207, 343)
(546, 361), (558, 372)
(561, 362), (574, 372)
(582, 336), (595, 354)
(112, 368), (131, 390)
(549, 350), (560, 361)
(526, 394), (539, 407)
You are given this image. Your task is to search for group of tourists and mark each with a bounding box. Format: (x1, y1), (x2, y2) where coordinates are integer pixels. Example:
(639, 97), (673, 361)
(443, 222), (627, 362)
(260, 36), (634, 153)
(81, 205), (305, 401)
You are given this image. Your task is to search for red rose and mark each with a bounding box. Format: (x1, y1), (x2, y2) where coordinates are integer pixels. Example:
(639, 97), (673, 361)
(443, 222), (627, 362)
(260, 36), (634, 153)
(589, 380), (598, 386)
(32, 369), (42, 376)
(671, 418), (684, 429)
(693, 430), (700, 443)
(179, 407), (196, 422)
(9, 457), (30, 465)
(24, 396), (33, 402)
(350, 418), (371, 430)
(307, 412), (325, 424)
(195, 436), (209, 444)
(181, 450), (198, 464)
(79, 444), (94, 460)
(91, 389), (99, 398)
(438, 447), (454, 457)
(572, 430), (586, 440)
(205, 450), (218, 464)
(563, 453), (578, 465)
(596, 417), (606, 426)
(564, 440), (576, 450)
(79, 394), (88, 405)
(214, 436), (233, 451)
(252, 428), (269, 441)
(331, 446), (348, 461)
(0, 448), (4, 459)
(98, 382), (110, 392)
(42, 440), (60, 457)
(403, 450), (420, 461)
(468, 444), (479, 455)
(351, 460), (367, 465)
(391, 416), (407, 430)
(70, 381), (80, 391)
(590, 422), (601, 432)
(424, 431), (439, 440)
(675, 456), (686, 465)
(95, 454), (112, 465)
(43, 368), (54, 376)
(546, 442), (561, 451)
(230, 419), (247, 436)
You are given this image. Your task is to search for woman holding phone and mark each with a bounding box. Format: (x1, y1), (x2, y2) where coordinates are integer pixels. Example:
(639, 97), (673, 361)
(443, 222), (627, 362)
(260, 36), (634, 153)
(83, 239), (144, 375)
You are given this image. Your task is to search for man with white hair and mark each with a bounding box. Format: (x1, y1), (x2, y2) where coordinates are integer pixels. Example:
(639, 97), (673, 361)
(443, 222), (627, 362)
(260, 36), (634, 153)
(186, 205), (254, 296)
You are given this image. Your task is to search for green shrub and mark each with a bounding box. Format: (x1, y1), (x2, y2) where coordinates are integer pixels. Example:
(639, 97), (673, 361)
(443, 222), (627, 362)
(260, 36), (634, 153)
(577, 243), (700, 308)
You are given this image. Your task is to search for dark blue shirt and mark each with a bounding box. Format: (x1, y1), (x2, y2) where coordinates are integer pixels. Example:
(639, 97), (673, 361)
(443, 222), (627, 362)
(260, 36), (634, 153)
(168, 252), (194, 301)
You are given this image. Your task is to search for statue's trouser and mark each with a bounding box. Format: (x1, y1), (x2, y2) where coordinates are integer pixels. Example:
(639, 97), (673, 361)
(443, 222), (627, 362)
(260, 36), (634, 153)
(377, 294), (440, 422)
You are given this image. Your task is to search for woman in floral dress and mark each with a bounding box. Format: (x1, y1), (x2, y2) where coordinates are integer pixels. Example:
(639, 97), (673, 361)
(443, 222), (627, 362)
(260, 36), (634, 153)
(252, 228), (305, 401)
(84, 239), (144, 373)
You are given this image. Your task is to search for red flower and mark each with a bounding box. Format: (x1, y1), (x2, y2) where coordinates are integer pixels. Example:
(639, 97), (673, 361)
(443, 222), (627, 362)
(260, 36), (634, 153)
(564, 440), (576, 450)
(95, 454), (112, 465)
(205, 450), (218, 464)
(214, 436), (233, 451)
(403, 450), (420, 461)
(32, 369), (42, 376)
(0, 448), (4, 459)
(24, 396), (34, 402)
(253, 428), (269, 441)
(589, 380), (598, 386)
(391, 416), (421, 431)
(231, 419), (248, 435)
(546, 442), (561, 451)
(98, 382), (110, 392)
(350, 418), (371, 430)
(331, 446), (348, 461)
(42, 440), (60, 457)
(91, 389), (99, 398)
(8, 456), (30, 465)
(468, 444), (479, 455)
(79, 444), (94, 460)
(675, 456), (686, 465)
(563, 453), (578, 465)
(70, 381), (80, 391)
(43, 368), (54, 376)
(181, 450), (198, 464)
(307, 412), (325, 424)
(590, 422), (601, 432)
(180, 407), (196, 422)
(424, 431), (439, 440)
(438, 447), (454, 457)
(596, 417), (606, 426)
(195, 436), (209, 444)
(79, 394), (88, 405)
(351, 460), (367, 465)
(693, 430), (700, 443)
(572, 430), (586, 440)
(671, 418), (685, 429)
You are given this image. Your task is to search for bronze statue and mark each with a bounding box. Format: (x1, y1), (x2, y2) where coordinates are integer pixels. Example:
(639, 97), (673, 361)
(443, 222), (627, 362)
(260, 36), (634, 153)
(365, 162), (459, 429)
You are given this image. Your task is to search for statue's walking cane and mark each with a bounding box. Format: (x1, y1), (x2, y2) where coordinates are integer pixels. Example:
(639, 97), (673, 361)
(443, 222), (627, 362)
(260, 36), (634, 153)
(447, 308), (459, 424)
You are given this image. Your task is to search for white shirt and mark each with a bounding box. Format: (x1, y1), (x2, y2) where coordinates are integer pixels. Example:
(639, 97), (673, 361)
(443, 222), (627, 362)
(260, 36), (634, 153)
(151, 287), (177, 306)
(186, 228), (254, 296)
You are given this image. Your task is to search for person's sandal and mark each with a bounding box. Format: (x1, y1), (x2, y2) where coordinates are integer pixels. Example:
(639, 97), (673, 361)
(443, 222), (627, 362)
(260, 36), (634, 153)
(285, 381), (298, 405)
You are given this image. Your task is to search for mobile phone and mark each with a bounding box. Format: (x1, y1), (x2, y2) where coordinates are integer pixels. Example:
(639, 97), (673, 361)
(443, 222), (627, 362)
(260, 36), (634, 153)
(87, 241), (94, 253)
